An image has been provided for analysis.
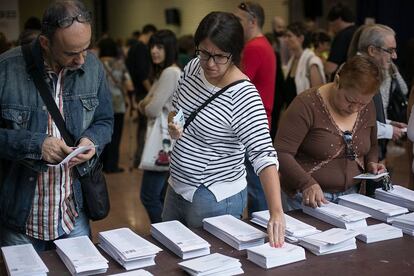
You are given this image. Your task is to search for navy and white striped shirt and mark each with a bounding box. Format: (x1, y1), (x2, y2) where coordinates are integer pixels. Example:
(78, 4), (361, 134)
(169, 58), (278, 202)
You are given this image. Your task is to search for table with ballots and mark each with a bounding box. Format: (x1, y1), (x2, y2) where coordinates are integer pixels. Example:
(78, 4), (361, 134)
(1, 208), (414, 275)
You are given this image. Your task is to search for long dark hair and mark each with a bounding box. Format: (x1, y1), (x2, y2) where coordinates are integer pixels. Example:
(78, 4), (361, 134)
(148, 30), (178, 81)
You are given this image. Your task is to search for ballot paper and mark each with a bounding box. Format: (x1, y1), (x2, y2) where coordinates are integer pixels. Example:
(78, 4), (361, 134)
(173, 108), (185, 127)
(247, 242), (306, 269)
(302, 202), (370, 229)
(299, 228), (358, 255)
(54, 236), (108, 276)
(202, 214), (266, 250)
(353, 172), (389, 180)
(338, 193), (408, 222)
(47, 145), (97, 167)
(109, 269), (153, 276)
(1, 244), (48, 276)
(178, 253), (243, 276)
(151, 220), (210, 259)
(98, 228), (162, 270)
(375, 185), (414, 211)
(355, 223), (403, 243)
(392, 212), (414, 236)
(251, 210), (320, 243)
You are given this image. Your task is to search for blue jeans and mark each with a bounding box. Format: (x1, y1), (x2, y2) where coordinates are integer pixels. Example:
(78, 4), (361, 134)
(162, 185), (247, 228)
(282, 185), (360, 211)
(0, 209), (90, 252)
(140, 170), (169, 223)
(245, 156), (268, 216)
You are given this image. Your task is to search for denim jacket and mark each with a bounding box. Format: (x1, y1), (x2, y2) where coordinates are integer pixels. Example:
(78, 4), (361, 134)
(0, 40), (114, 232)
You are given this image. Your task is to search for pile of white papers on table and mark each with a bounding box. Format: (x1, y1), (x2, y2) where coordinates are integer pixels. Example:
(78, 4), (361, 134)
(299, 228), (358, 255)
(246, 242), (306, 269)
(110, 270), (153, 276)
(302, 202), (370, 229)
(392, 212), (414, 235)
(375, 185), (414, 211)
(338, 193), (408, 222)
(355, 223), (403, 243)
(202, 214), (266, 250)
(178, 253), (243, 276)
(251, 210), (320, 242)
(54, 236), (108, 276)
(151, 220), (210, 259)
(98, 228), (162, 270)
(1, 243), (48, 276)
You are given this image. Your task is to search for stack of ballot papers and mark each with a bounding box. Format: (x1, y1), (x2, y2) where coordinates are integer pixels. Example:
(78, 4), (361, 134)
(1, 244), (48, 276)
(375, 185), (414, 211)
(246, 242), (306, 269)
(98, 228), (162, 270)
(338, 193), (408, 222)
(54, 236), (108, 275)
(202, 214), (267, 250)
(355, 223), (403, 243)
(251, 210), (320, 242)
(391, 212), (414, 235)
(302, 202), (370, 229)
(110, 270), (153, 276)
(151, 220), (210, 259)
(299, 228), (358, 255)
(178, 253), (243, 276)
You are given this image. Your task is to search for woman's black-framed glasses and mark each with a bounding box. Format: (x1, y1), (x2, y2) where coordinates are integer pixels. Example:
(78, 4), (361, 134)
(195, 49), (231, 65)
(343, 131), (356, 160)
(45, 12), (92, 28)
(238, 2), (256, 18)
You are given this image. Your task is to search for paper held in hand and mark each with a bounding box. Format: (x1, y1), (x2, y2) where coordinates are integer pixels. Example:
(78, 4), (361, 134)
(47, 145), (97, 167)
(353, 172), (389, 180)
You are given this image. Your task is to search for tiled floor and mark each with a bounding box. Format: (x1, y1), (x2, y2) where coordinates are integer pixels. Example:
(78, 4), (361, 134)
(91, 113), (412, 241)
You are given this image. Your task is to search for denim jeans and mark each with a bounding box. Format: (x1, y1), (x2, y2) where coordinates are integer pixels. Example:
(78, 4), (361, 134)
(282, 185), (360, 212)
(245, 156), (268, 216)
(162, 185), (247, 228)
(0, 209), (90, 252)
(140, 170), (169, 223)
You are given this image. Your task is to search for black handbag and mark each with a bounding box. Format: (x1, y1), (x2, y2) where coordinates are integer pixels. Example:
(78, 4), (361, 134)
(22, 44), (110, 221)
(387, 76), (408, 123)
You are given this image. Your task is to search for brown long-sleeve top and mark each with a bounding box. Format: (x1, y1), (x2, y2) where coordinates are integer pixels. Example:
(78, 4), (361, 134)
(276, 88), (378, 194)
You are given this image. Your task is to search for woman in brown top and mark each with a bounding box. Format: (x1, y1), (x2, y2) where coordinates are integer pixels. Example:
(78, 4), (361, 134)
(276, 55), (387, 210)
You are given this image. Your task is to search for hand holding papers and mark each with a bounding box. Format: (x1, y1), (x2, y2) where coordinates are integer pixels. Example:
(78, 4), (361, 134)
(98, 228), (162, 270)
(47, 145), (97, 167)
(151, 220), (210, 259)
(251, 210), (320, 243)
(173, 108), (184, 127)
(299, 228), (358, 255)
(54, 236), (108, 275)
(338, 193), (408, 222)
(247, 242), (306, 269)
(202, 214), (266, 250)
(302, 202), (370, 229)
(1, 244), (48, 276)
(178, 253), (243, 276)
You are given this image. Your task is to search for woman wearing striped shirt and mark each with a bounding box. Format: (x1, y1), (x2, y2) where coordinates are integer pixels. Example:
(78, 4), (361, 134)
(164, 12), (285, 248)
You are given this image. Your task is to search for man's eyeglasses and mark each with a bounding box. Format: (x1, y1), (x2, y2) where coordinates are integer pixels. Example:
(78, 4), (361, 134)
(195, 49), (231, 65)
(375, 46), (397, 56)
(44, 12), (92, 29)
(238, 2), (256, 18)
(343, 131), (356, 160)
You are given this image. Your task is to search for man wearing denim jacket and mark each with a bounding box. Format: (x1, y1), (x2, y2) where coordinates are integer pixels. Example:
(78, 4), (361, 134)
(0, 0), (113, 251)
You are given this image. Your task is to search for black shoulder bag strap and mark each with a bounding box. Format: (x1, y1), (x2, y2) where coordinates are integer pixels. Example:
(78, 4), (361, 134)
(183, 79), (249, 130)
(21, 44), (75, 146)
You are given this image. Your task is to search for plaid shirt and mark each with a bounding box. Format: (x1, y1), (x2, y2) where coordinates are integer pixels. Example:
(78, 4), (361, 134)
(25, 66), (78, 241)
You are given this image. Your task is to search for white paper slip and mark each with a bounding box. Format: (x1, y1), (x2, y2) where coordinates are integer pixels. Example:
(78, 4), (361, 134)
(1, 244), (49, 276)
(303, 228), (358, 245)
(178, 253), (243, 276)
(47, 145), (97, 167)
(299, 228), (357, 255)
(353, 172), (389, 180)
(355, 223), (403, 243)
(392, 212), (414, 226)
(247, 242), (306, 269)
(173, 108), (185, 127)
(401, 127), (407, 132)
(109, 269), (153, 276)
